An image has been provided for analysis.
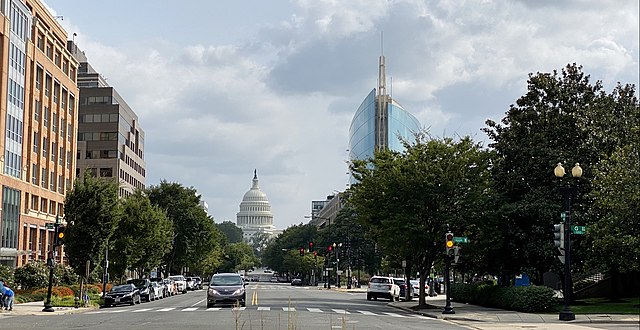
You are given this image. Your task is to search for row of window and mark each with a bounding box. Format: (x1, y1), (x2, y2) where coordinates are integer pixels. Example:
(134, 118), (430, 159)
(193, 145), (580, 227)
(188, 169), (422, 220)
(30, 163), (69, 194)
(34, 100), (73, 143)
(120, 168), (144, 191)
(78, 132), (118, 141)
(35, 31), (76, 82)
(9, 43), (26, 76)
(124, 154), (146, 177)
(80, 113), (119, 123)
(28, 192), (64, 217)
(81, 96), (119, 106)
(35, 66), (76, 115)
(32, 132), (73, 169)
(7, 78), (25, 111)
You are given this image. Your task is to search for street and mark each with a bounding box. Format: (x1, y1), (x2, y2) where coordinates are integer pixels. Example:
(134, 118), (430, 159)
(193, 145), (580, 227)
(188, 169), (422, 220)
(0, 283), (460, 330)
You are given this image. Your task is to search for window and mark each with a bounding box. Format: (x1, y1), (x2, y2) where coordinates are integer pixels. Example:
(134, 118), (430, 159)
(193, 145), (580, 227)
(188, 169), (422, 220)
(66, 151), (71, 169)
(33, 132), (39, 153)
(62, 60), (68, 75)
(69, 94), (75, 114)
(49, 200), (55, 214)
(45, 73), (52, 97)
(34, 100), (41, 122)
(53, 82), (60, 104)
(35, 66), (43, 90)
(51, 142), (57, 162)
(54, 51), (61, 67)
(46, 42), (53, 59)
(100, 167), (113, 177)
(40, 197), (47, 213)
(59, 147), (64, 166)
(41, 168), (47, 187)
(31, 194), (38, 210)
(52, 112), (58, 133)
(50, 171), (55, 191)
(37, 33), (44, 51)
(42, 137), (48, 158)
(61, 119), (66, 137)
(58, 175), (64, 193)
(31, 164), (38, 185)
(61, 89), (67, 109)
(44, 107), (49, 128)
(67, 123), (72, 142)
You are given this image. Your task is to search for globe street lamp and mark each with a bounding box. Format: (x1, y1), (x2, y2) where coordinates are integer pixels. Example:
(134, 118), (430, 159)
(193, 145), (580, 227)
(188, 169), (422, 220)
(554, 162), (582, 321)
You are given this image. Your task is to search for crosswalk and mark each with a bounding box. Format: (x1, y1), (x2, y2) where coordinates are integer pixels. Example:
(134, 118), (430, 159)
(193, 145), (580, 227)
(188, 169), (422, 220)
(86, 306), (431, 319)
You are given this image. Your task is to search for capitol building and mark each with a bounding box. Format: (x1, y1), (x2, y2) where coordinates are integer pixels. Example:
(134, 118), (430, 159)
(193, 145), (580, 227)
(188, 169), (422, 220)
(236, 170), (280, 243)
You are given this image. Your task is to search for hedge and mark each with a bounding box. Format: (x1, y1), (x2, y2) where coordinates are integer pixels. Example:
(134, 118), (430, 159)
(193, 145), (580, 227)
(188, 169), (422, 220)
(450, 283), (556, 313)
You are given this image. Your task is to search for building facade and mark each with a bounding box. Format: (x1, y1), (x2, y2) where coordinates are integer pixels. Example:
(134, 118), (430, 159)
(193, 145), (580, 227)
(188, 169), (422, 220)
(236, 170), (279, 243)
(69, 42), (145, 197)
(348, 55), (421, 161)
(0, 0), (79, 267)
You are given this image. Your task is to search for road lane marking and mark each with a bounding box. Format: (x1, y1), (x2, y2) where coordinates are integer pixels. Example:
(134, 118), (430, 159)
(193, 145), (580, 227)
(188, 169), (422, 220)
(257, 307), (270, 311)
(132, 308), (153, 312)
(282, 307), (295, 312)
(357, 310), (377, 315)
(251, 291), (258, 305)
(191, 299), (206, 307)
(206, 308), (222, 311)
(182, 307), (198, 312)
(307, 308), (323, 313)
(332, 309), (350, 314)
(383, 312), (406, 318)
(232, 307), (246, 311)
(156, 308), (175, 312)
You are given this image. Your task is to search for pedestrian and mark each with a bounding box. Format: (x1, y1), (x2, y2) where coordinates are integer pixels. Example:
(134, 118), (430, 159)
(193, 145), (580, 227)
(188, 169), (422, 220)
(0, 278), (5, 310)
(3, 285), (14, 311)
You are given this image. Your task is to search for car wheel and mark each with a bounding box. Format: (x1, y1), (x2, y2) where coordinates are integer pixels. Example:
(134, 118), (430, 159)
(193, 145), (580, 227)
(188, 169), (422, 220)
(389, 295), (394, 302)
(207, 302), (213, 308)
(395, 295), (400, 301)
(373, 296), (377, 301)
(240, 301), (246, 307)
(366, 294), (371, 301)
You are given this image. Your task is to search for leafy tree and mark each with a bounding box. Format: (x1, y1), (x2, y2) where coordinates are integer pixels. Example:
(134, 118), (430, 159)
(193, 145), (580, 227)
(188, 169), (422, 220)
(54, 264), (79, 286)
(146, 181), (224, 276)
(348, 132), (493, 305)
(216, 221), (244, 244)
(219, 242), (258, 273)
(14, 261), (48, 289)
(262, 223), (317, 274)
(64, 173), (121, 279)
(483, 64), (639, 284)
(110, 191), (174, 280)
(249, 231), (273, 261)
(0, 265), (14, 286)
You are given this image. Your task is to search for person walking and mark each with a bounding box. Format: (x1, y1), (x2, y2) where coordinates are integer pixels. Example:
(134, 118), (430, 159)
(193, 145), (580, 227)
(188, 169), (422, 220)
(0, 278), (5, 310)
(3, 285), (14, 311)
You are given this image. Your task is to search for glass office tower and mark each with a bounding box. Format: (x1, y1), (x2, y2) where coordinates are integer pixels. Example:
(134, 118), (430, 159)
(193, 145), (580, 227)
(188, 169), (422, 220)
(348, 56), (421, 162)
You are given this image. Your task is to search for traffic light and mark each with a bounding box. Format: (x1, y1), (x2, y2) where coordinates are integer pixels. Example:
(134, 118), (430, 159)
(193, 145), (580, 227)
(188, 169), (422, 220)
(553, 224), (565, 264)
(309, 242), (314, 251)
(299, 247), (304, 256)
(445, 232), (454, 254)
(55, 225), (66, 246)
(313, 251), (318, 260)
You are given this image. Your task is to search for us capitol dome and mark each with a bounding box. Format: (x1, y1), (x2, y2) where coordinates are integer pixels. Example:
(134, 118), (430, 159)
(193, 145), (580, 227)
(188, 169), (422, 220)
(236, 170), (280, 242)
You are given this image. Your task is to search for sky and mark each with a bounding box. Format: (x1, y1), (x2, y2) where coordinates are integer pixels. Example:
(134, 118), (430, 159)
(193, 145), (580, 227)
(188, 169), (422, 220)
(42, 0), (639, 230)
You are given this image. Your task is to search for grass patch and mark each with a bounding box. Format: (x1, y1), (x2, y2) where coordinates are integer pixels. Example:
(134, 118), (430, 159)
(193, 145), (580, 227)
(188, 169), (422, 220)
(567, 296), (640, 314)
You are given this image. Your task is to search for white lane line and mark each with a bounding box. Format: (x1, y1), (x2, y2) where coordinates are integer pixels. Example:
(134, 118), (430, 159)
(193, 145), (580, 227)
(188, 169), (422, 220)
(383, 312), (406, 318)
(206, 307), (222, 311)
(191, 299), (206, 307)
(332, 309), (350, 314)
(282, 307), (296, 312)
(232, 307), (246, 311)
(357, 310), (377, 316)
(86, 311), (103, 314)
(155, 307), (175, 312)
(132, 308), (153, 312)
(182, 307), (198, 312)
(307, 308), (323, 313)
(257, 307), (270, 311)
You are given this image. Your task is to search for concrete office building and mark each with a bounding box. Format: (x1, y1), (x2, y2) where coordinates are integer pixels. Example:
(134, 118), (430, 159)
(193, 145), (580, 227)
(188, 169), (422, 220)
(68, 42), (145, 197)
(0, 0), (79, 267)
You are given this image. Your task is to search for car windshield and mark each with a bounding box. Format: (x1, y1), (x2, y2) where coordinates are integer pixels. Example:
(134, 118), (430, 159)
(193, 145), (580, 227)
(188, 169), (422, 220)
(211, 276), (243, 286)
(370, 278), (389, 284)
(129, 279), (147, 287)
(111, 285), (133, 293)
(394, 279), (405, 285)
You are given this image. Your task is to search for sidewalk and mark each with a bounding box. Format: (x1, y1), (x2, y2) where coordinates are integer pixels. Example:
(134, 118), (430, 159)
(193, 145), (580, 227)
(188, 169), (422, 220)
(0, 301), (95, 317)
(388, 296), (640, 325)
(332, 285), (639, 325)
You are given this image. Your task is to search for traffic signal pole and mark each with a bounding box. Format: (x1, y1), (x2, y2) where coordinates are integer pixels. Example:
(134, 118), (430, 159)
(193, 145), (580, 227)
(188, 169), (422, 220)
(443, 231), (455, 314)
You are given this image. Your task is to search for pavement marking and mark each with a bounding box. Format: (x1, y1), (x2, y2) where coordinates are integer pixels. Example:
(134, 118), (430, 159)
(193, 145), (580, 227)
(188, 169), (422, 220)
(382, 312), (406, 318)
(232, 307), (246, 311)
(86, 311), (103, 314)
(191, 299), (206, 307)
(332, 309), (350, 314)
(182, 307), (198, 312)
(282, 307), (296, 312)
(132, 308), (153, 312)
(307, 308), (323, 313)
(206, 307), (222, 311)
(156, 308), (176, 312)
(257, 307), (270, 311)
(357, 310), (377, 316)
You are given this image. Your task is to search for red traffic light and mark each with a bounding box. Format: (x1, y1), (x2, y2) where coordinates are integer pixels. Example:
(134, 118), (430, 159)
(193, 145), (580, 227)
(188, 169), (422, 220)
(299, 248), (304, 256)
(309, 242), (314, 249)
(328, 245), (332, 251)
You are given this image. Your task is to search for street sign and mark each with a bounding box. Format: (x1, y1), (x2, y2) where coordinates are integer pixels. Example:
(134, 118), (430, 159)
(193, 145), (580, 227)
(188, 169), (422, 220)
(45, 223), (54, 229)
(453, 237), (469, 243)
(326, 267), (333, 271)
(571, 225), (586, 235)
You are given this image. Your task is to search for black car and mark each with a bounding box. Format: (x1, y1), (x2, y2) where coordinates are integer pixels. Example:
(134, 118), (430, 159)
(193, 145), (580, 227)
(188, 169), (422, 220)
(104, 284), (141, 307)
(127, 278), (154, 302)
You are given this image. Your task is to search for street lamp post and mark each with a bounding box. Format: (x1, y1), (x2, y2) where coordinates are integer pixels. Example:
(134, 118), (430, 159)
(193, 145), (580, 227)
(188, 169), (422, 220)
(554, 162), (582, 322)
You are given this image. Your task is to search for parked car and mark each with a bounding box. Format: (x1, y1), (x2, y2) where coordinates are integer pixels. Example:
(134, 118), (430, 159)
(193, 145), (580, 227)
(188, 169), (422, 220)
(192, 276), (203, 290)
(127, 278), (155, 302)
(169, 275), (188, 294)
(393, 278), (414, 300)
(104, 284), (141, 307)
(291, 278), (303, 286)
(151, 281), (165, 299)
(207, 273), (246, 308)
(410, 279), (435, 297)
(185, 277), (196, 291)
(367, 276), (400, 301)
(163, 278), (177, 296)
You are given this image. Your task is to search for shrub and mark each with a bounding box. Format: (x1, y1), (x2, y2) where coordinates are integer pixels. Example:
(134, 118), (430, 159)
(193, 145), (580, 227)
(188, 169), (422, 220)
(573, 279), (596, 292)
(14, 261), (48, 289)
(54, 264), (79, 286)
(451, 283), (556, 312)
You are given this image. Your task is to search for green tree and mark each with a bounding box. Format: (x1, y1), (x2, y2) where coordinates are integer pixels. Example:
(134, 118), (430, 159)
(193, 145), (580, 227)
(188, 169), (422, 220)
(483, 64), (639, 284)
(262, 223), (317, 274)
(216, 221), (244, 244)
(219, 242), (258, 273)
(64, 173), (121, 279)
(14, 260), (48, 289)
(110, 191), (174, 280)
(146, 181), (224, 276)
(348, 132), (493, 305)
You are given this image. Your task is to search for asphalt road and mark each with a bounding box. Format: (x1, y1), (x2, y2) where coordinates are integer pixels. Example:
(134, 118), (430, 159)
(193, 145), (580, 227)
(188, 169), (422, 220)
(1, 283), (466, 330)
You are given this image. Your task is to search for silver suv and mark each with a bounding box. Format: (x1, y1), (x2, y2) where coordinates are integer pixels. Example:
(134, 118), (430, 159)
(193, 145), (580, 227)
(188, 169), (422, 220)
(207, 273), (246, 307)
(367, 276), (400, 301)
